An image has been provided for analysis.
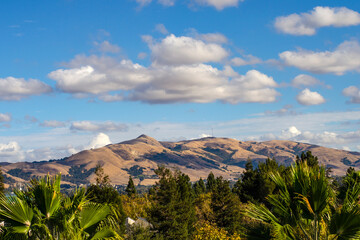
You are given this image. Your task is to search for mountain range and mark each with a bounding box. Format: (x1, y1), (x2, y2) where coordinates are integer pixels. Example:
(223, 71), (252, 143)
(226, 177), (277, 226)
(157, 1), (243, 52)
(1, 135), (360, 186)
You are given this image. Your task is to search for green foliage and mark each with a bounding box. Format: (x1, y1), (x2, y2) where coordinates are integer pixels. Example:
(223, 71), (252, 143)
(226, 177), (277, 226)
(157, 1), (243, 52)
(7, 168), (32, 181)
(206, 172), (216, 193)
(296, 150), (319, 168)
(0, 174), (121, 239)
(148, 166), (196, 239)
(126, 176), (137, 197)
(62, 164), (94, 184)
(193, 178), (206, 196)
(246, 160), (360, 239)
(211, 176), (243, 234)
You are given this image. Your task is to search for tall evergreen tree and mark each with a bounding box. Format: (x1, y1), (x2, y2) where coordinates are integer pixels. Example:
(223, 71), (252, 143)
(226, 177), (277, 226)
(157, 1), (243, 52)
(296, 150), (319, 168)
(126, 176), (137, 197)
(206, 172), (216, 193)
(211, 176), (242, 234)
(148, 166), (196, 239)
(193, 178), (206, 196)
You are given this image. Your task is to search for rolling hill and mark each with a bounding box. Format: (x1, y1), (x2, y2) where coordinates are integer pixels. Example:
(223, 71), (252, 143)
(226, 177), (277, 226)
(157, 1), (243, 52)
(1, 135), (360, 185)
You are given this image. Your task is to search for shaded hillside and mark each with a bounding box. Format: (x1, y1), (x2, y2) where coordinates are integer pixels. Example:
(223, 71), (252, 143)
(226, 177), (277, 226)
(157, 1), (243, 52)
(2, 135), (360, 185)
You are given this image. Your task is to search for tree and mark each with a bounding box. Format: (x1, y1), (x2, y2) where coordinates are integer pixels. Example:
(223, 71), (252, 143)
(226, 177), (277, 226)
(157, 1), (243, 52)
(0, 174), (120, 239)
(86, 164), (126, 235)
(148, 166), (196, 239)
(211, 176), (243, 234)
(296, 151), (319, 168)
(94, 163), (110, 186)
(246, 160), (360, 239)
(126, 176), (137, 197)
(193, 178), (206, 196)
(206, 172), (216, 193)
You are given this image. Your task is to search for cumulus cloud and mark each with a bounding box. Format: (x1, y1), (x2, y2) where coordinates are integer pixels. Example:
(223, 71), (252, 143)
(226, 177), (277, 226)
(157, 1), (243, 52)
(70, 121), (128, 132)
(0, 113), (11, 122)
(86, 133), (112, 149)
(0, 141), (24, 162)
(49, 52), (279, 104)
(280, 40), (360, 75)
(149, 34), (228, 65)
(48, 55), (151, 94)
(275, 6), (360, 35)
(291, 74), (326, 88)
(280, 126), (301, 139)
(131, 67), (279, 104)
(259, 125), (360, 149)
(40, 120), (66, 128)
(155, 24), (169, 34)
(94, 41), (120, 53)
(343, 86), (360, 103)
(0, 77), (52, 101)
(194, 0), (242, 10)
(231, 55), (262, 66)
(296, 88), (325, 106)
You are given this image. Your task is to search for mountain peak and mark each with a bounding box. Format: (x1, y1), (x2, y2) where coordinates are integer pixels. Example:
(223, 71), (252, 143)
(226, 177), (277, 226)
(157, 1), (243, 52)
(137, 134), (151, 139)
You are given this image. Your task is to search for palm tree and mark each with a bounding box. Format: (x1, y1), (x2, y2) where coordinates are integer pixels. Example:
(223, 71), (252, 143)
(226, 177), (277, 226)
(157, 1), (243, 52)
(246, 161), (360, 239)
(0, 174), (121, 240)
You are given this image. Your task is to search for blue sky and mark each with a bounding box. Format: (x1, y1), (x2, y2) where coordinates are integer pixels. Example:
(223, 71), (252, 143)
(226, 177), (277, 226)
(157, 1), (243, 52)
(1, 0), (360, 162)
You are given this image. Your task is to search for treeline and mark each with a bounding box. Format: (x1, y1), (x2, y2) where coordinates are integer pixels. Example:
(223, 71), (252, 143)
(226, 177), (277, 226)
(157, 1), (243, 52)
(1, 151), (360, 239)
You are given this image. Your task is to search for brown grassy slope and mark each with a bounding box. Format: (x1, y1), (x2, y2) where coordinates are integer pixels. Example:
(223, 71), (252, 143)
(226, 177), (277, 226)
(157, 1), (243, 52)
(2, 135), (360, 185)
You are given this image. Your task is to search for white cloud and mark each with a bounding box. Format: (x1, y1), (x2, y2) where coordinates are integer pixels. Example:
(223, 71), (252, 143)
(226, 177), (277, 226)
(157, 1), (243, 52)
(49, 53), (279, 104)
(155, 24), (169, 34)
(49, 56), (151, 95)
(0, 113), (11, 122)
(280, 126), (301, 139)
(86, 133), (112, 149)
(343, 86), (360, 103)
(280, 40), (360, 75)
(40, 120), (66, 128)
(343, 146), (351, 151)
(275, 6), (360, 35)
(291, 74), (325, 88)
(150, 34), (228, 65)
(98, 94), (124, 102)
(296, 88), (325, 106)
(0, 141), (24, 162)
(197, 33), (228, 44)
(0, 77), (52, 101)
(231, 55), (261, 66)
(94, 41), (120, 53)
(194, 0), (242, 10)
(70, 121), (128, 132)
(131, 67), (279, 104)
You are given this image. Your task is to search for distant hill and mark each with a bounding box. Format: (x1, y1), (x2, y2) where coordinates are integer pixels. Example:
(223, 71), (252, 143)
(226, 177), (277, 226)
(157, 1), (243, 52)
(2, 135), (360, 185)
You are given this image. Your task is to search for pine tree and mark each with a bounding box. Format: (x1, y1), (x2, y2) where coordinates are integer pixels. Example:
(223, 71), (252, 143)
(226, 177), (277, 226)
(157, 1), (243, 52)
(296, 150), (319, 168)
(125, 176), (137, 197)
(206, 172), (216, 193)
(148, 166), (196, 239)
(211, 176), (242, 234)
(193, 178), (206, 196)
